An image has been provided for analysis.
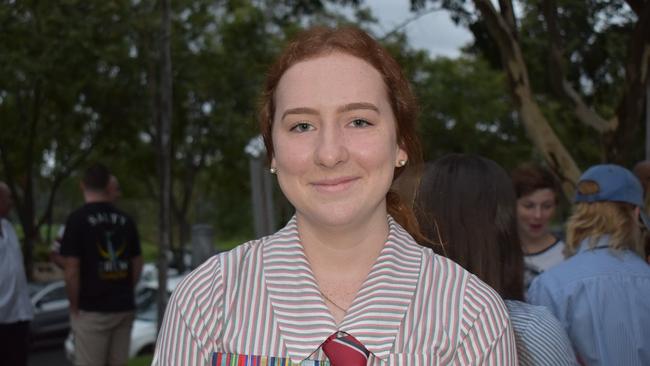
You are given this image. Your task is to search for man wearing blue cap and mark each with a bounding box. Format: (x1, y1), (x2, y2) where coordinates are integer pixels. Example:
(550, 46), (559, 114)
(528, 164), (650, 366)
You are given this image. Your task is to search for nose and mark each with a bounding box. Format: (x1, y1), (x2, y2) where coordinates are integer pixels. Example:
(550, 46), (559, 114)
(533, 206), (542, 218)
(314, 123), (348, 168)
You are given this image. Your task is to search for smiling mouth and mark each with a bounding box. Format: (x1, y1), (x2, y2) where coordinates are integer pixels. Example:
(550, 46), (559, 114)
(311, 177), (360, 193)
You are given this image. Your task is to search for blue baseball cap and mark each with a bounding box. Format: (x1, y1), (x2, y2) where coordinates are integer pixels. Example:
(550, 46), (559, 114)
(575, 164), (644, 207)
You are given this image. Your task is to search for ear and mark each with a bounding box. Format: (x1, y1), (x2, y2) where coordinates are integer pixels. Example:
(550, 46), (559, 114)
(396, 144), (408, 167)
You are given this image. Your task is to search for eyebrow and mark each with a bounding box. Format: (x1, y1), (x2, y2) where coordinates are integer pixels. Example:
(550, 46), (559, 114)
(337, 102), (379, 114)
(280, 102), (380, 121)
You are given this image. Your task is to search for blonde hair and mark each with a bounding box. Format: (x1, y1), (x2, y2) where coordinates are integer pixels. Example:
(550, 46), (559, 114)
(565, 201), (643, 257)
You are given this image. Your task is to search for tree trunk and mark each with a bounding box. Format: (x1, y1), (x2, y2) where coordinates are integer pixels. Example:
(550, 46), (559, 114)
(609, 2), (650, 164)
(156, 0), (173, 331)
(474, 0), (581, 198)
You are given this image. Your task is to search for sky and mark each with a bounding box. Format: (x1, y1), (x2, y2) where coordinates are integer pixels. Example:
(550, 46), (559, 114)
(365, 0), (473, 58)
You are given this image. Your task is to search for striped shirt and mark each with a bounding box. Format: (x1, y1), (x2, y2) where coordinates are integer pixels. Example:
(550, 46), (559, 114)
(153, 216), (517, 365)
(505, 300), (577, 365)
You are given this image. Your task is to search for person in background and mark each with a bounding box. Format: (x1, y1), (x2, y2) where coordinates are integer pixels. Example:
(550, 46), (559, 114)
(511, 163), (566, 289)
(0, 181), (34, 366)
(61, 165), (143, 366)
(51, 174), (121, 269)
(416, 154), (577, 365)
(528, 164), (650, 365)
(153, 26), (517, 365)
(633, 160), (650, 263)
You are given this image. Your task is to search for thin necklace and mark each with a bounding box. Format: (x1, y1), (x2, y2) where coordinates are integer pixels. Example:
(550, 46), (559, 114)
(319, 290), (349, 313)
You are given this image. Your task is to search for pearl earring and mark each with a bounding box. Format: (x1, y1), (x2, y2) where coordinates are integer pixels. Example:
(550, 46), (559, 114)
(398, 160), (407, 167)
(269, 167), (277, 174)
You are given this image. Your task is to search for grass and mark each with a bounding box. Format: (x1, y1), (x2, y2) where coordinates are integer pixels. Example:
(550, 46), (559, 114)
(128, 354), (153, 366)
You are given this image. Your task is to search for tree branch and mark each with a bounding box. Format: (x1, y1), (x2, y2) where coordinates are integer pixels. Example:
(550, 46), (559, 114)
(541, 0), (616, 133)
(473, 0), (582, 192)
(497, 0), (517, 36)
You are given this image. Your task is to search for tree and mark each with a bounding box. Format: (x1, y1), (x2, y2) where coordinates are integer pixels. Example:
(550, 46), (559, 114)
(0, 0), (141, 278)
(411, 0), (649, 196)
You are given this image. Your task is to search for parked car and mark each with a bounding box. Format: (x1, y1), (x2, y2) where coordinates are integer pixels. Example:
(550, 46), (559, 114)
(65, 274), (185, 361)
(28, 280), (70, 348)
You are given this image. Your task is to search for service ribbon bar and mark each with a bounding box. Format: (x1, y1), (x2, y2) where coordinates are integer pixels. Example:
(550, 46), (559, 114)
(212, 352), (331, 366)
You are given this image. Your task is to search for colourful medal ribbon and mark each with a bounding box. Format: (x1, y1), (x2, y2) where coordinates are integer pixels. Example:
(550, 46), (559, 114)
(212, 353), (331, 366)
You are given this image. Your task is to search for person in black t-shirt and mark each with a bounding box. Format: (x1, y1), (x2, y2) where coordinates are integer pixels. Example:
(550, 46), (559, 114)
(61, 163), (143, 366)
(51, 174), (122, 269)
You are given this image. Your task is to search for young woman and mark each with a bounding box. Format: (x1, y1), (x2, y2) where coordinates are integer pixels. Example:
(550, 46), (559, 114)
(415, 154), (578, 365)
(528, 164), (650, 365)
(511, 163), (565, 289)
(153, 27), (516, 365)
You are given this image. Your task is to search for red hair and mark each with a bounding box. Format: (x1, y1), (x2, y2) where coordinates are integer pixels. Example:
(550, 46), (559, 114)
(258, 26), (424, 240)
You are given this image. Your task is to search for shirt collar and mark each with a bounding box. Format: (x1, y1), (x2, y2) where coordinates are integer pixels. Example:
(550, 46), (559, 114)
(577, 235), (611, 253)
(263, 215), (423, 361)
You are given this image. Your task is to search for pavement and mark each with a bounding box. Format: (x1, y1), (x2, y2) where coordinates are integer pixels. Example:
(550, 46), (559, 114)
(29, 342), (72, 366)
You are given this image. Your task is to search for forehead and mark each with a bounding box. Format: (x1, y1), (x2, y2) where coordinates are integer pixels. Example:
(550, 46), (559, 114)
(274, 52), (389, 113)
(519, 188), (556, 202)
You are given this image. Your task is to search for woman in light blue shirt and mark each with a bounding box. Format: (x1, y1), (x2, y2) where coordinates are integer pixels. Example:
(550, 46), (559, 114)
(415, 154), (578, 366)
(528, 164), (650, 366)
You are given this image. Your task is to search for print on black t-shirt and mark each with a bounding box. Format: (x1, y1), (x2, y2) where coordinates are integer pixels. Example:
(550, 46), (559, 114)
(86, 211), (130, 279)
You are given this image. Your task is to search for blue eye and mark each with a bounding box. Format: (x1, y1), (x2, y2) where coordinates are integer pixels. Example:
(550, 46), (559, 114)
(290, 122), (313, 132)
(350, 119), (371, 128)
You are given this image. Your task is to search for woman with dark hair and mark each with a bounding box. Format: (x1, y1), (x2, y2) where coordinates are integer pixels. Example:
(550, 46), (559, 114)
(153, 27), (516, 365)
(511, 163), (566, 289)
(416, 154), (577, 365)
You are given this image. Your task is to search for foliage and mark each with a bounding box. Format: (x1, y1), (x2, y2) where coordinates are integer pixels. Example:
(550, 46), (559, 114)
(0, 0), (145, 277)
(411, 0), (648, 169)
(6, 0), (638, 273)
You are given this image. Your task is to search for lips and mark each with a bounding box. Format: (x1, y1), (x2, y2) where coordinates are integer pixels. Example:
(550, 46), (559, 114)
(310, 176), (360, 193)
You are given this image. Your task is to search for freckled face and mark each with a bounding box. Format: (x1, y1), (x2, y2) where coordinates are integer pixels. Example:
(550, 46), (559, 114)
(271, 53), (407, 229)
(516, 188), (557, 243)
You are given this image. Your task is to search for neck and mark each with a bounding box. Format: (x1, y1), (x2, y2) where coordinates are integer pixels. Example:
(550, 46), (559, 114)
(298, 210), (389, 274)
(83, 192), (110, 203)
(520, 232), (556, 254)
(298, 210), (390, 325)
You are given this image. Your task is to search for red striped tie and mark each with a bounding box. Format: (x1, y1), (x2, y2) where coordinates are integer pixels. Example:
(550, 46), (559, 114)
(322, 331), (369, 366)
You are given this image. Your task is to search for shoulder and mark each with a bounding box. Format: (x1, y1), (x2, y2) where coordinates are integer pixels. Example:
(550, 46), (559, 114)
(0, 218), (19, 243)
(65, 206), (88, 222)
(170, 237), (263, 304)
(1, 218), (16, 232)
(422, 250), (511, 336)
(506, 300), (564, 335)
(430, 251), (507, 309)
(505, 300), (577, 365)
